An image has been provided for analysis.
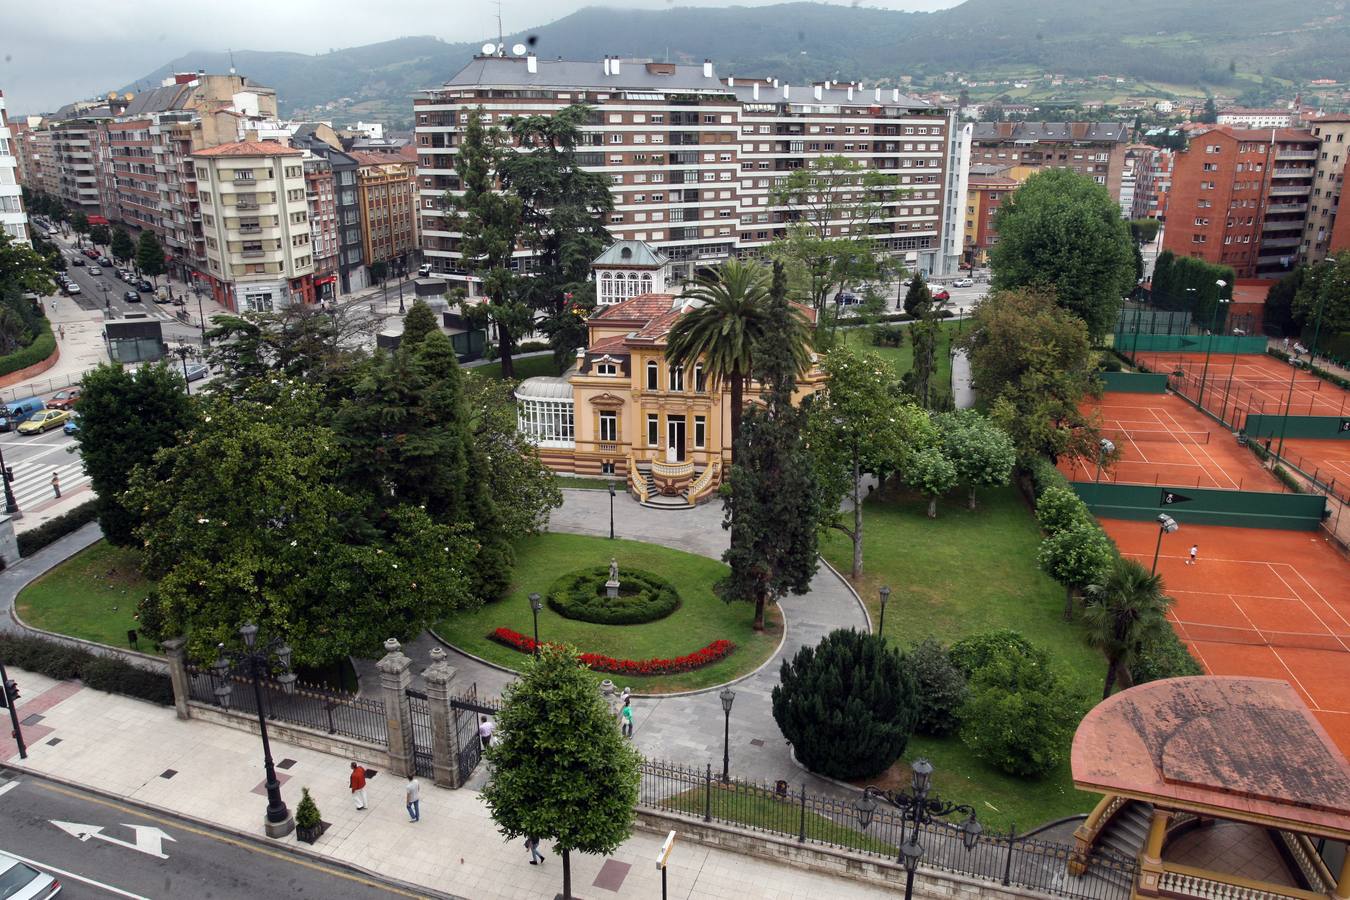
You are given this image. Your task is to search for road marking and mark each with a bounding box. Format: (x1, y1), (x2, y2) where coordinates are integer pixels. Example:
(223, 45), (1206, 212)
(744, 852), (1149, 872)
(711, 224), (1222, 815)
(9, 459), (89, 510)
(51, 820), (175, 859)
(0, 780), (19, 798)
(37, 782), (429, 897)
(0, 849), (151, 899)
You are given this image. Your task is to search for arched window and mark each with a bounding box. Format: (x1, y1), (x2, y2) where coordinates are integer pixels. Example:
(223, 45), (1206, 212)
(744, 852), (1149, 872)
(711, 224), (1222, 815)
(600, 272), (613, 304)
(627, 272), (639, 297)
(646, 360), (658, 391)
(641, 273), (653, 294)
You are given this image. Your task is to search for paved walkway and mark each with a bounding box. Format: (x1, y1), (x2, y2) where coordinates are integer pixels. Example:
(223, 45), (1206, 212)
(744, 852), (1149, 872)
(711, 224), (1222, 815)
(0, 667), (898, 900)
(952, 349), (974, 409)
(356, 489), (871, 796)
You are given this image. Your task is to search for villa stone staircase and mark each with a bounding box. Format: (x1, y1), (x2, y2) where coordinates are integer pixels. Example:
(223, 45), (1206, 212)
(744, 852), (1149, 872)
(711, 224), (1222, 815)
(630, 461), (720, 509)
(1092, 801), (1153, 888)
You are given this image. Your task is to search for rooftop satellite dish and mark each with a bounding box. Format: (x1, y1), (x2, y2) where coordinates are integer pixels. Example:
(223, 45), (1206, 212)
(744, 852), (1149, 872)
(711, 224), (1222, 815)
(512, 43), (527, 56)
(481, 42), (497, 55)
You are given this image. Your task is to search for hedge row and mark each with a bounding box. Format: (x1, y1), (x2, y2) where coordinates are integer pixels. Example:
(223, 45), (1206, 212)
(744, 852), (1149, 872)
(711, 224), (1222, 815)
(16, 500), (99, 557)
(0, 316), (56, 379)
(546, 566), (681, 625)
(0, 632), (173, 706)
(1266, 348), (1350, 391)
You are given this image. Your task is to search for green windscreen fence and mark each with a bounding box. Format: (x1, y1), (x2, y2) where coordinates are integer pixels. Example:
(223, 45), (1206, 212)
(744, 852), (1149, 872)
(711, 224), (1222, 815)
(1097, 372), (1168, 393)
(1242, 415), (1350, 440)
(1116, 334), (1269, 354)
(1071, 482), (1326, 531)
(1114, 309), (1192, 335)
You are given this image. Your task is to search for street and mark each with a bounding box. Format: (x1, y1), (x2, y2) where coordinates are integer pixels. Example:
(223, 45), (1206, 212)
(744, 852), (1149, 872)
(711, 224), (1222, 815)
(0, 771), (436, 899)
(0, 427), (87, 516)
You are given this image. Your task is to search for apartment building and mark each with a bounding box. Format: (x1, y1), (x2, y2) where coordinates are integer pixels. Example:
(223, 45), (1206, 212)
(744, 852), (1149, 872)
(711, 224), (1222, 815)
(192, 141), (315, 311)
(1303, 114), (1349, 264)
(1162, 127), (1319, 279)
(49, 102), (116, 212)
(1217, 109), (1296, 129)
(303, 154), (340, 302)
(9, 117), (40, 190)
(351, 148), (419, 271)
(291, 132), (368, 295)
(970, 122), (1130, 203)
(1129, 145), (1173, 221)
(0, 91), (29, 245)
(415, 54), (961, 290)
(962, 164), (1017, 266)
(33, 128), (57, 197)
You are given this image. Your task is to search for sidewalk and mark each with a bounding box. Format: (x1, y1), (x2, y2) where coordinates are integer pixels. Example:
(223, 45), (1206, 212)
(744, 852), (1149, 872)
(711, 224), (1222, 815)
(1, 667), (896, 900)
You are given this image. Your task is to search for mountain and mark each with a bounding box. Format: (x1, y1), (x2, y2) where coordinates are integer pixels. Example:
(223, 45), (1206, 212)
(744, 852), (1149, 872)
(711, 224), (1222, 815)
(120, 0), (1350, 126)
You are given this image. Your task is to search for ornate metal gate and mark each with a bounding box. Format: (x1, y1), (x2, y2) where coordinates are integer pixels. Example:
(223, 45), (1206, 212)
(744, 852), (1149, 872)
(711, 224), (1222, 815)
(450, 683), (497, 783)
(405, 687), (434, 778)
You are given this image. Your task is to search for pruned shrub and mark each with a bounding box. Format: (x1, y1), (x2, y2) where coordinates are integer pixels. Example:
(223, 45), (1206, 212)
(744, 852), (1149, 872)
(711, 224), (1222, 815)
(907, 638), (967, 736)
(16, 500), (99, 557)
(1035, 486), (1091, 535)
(772, 629), (918, 780)
(0, 633), (172, 706)
(1130, 628), (1204, 684)
(545, 566), (680, 625)
(947, 629), (1048, 679)
(958, 654), (1079, 777)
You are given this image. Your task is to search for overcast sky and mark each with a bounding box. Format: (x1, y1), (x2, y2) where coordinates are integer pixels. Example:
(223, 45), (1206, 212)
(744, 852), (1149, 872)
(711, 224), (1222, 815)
(1, 0), (958, 114)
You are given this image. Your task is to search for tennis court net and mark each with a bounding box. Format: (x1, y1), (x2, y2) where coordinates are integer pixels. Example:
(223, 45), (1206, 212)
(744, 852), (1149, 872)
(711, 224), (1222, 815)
(1226, 377), (1323, 393)
(1181, 622), (1350, 653)
(1102, 428), (1211, 444)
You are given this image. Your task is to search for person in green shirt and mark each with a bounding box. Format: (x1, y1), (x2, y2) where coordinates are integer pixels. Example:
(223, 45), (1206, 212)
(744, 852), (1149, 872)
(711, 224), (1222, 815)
(621, 699), (633, 739)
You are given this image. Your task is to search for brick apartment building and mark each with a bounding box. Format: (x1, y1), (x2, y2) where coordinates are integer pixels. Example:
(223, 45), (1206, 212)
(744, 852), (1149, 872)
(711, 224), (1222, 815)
(48, 101), (117, 212)
(290, 129), (368, 296)
(1129, 145), (1173, 221)
(1304, 114), (1349, 264)
(414, 53), (965, 290)
(962, 164), (1017, 266)
(351, 147), (419, 273)
(969, 122), (1130, 203)
(1162, 127), (1319, 279)
(303, 154), (340, 302)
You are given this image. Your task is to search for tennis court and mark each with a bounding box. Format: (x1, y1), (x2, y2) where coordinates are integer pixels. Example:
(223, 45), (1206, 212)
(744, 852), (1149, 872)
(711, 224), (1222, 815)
(1062, 392), (1273, 490)
(1133, 351), (1350, 421)
(1100, 517), (1350, 756)
(1274, 438), (1350, 505)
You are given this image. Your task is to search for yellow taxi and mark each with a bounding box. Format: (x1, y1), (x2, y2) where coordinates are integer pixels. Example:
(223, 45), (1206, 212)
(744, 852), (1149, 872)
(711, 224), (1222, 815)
(17, 409), (71, 435)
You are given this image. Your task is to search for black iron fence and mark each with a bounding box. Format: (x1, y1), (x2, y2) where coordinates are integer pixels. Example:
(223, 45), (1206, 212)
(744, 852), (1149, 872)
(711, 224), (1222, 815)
(186, 663), (387, 745)
(638, 760), (1136, 900)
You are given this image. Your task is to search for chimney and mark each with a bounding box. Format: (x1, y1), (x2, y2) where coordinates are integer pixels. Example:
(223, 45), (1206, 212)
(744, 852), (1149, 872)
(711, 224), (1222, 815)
(783, 84), (790, 99)
(752, 83), (760, 101)
(526, 54), (538, 74)
(847, 86), (854, 101)
(892, 88), (900, 102)
(728, 76), (735, 87)
(603, 56), (611, 76)
(703, 59), (713, 78)
(813, 85), (823, 101)
(875, 87), (882, 102)
(611, 57), (621, 76)
(772, 78), (779, 87)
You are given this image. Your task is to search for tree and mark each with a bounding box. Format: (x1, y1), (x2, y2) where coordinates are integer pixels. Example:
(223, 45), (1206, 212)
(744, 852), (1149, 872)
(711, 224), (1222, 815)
(666, 259), (789, 456)
(368, 260), (388, 283)
(110, 227), (135, 263)
(136, 230), (166, 282)
(450, 108), (530, 379)
(962, 289), (1101, 464)
(400, 299), (439, 347)
(768, 155), (902, 313)
(72, 363), (196, 545)
(903, 313), (942, 409)
(907, 445), (958, 518)
(808, 348), (935, 577)
(1036, 522), (1115, 621)
(128, 382), (478, 666)
(720, 263), (820, 630)
(771, 629), (919, 780)
(959, 653), (1079, 778)
(1128, 218), (1161, 245)
(206, 305), (381, 395)
(938, 410), (1016, 509)
(482, 644), (641, 900)
(989, 168), (1135, 341)
(0, 231), (56, 297)
(907, 638), (968, 737)
(903, 272), (933, 317)
(1199, 97), (1219, 124)
(1294, 251), (1350, 337)
(88, 224), (111, 248)
(1035, 485), (1092, 535)
(1083, 557), (1173, 699)
(70, 210), (89, 239)
(1263, 266), (1304, 337)
(462, 375), (563, 536)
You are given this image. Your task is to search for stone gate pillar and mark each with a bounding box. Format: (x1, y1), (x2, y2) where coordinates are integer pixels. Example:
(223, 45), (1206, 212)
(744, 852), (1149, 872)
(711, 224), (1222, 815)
(161, 637), (191, 721)
(377, 638), (416, 778)
(421, 647), (461, 789)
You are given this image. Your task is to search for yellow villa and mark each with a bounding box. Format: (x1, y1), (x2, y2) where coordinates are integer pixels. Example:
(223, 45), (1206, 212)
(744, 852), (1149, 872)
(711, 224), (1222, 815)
(515, 242), (825, 508)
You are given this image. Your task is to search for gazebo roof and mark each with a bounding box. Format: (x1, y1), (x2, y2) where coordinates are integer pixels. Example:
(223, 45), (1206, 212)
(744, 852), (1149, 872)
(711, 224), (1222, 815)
(1072, 677), (1350, 840)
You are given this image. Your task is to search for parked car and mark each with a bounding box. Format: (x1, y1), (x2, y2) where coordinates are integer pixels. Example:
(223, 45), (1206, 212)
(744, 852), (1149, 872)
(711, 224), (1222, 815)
(932, 288), (951, 302)
(46, 388), (81, 410)
(417, 263), (433, 277)
(0, 396), (48, 432)
(123, 290), (141, 303)
(137, 279), (153, 292)
(87, 266), (101, 276)
(834, 290), (862, 306)
(184, 362), (209, 382)
(119, 270), (135, 282)
(62, 282), (81, 295)
(70, 256), (84, 267)
(64, 413), (80, 435)
(952, 277), (974, 288)
(98, 255), (113, 266)
(17, 408), (70, 435)
(0, 852), (61, 898)
(83, 248), (99, 259)
(153, 289), (172, 304)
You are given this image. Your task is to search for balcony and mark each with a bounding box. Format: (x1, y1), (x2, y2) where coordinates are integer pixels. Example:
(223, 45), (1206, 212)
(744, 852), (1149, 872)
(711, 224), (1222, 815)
(238, 225), (262, 235)
(233, 174), (258, 183)
(236, 201), (260, 211)
(1271, 167), (1314, 178)
(1269, 184), (1311, 196)
(1262, 236), (1302, 249)
(240, 250), (266, 259)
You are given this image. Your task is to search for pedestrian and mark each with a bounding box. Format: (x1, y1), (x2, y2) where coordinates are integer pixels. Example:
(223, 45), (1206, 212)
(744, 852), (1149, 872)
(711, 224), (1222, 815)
(526, 835), (545, 865)
(405, 774), (420, 822)
(479, 715), (495, 750)
(1187, 544), (1198, 566)
(349, 761), (368, 810)
(621, 699), (633, 739)
(58, 324), (65, 340)
(1283, 336), (1291, 353)
(50, 472), (60, 499)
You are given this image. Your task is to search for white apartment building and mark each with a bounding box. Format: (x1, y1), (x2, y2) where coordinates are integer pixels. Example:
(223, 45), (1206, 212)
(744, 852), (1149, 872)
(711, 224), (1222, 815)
(415, 54), (960, 290)
(0, 91), (29, 245)
(192, 141), (315, 312)
(1217, 109), (1295, 129)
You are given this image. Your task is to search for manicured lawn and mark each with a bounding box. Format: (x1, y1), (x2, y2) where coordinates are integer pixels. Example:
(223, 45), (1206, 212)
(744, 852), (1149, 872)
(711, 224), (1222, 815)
(436, 533), (781, 693)
(16, 541), (158, 653)
(468, 354), (562, 381)
(820, 484), (1104, 831)
(663, 782), (896, 854)
(839, 319), (966, 389)
(556, 476), (622, 491)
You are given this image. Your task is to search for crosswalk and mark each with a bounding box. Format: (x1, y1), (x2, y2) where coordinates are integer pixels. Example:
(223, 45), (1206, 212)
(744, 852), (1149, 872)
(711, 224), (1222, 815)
(6, 456), (90, 512)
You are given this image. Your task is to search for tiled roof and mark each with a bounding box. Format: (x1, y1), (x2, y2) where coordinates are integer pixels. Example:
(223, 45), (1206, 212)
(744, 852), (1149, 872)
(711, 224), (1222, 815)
(589, 293), (678, 324)
(192, 140), (302, 158)
(587, 334), (631, 355)
(349, 151), (414, 167)
(121, 83), (193, 117)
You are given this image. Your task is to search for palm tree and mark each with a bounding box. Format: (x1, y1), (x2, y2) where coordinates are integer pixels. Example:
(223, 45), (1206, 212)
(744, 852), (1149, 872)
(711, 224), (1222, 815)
(666, 259), (809, 458)
(1083, 557), (1173, 700)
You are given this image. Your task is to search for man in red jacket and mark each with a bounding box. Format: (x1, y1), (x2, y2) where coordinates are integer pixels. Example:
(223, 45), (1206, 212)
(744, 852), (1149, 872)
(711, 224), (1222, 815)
(350, 761), (368, 810)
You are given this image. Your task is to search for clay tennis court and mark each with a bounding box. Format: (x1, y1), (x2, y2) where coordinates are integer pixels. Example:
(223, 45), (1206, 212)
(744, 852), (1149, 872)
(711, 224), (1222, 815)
(1100, 517), (1350, 757)
(1273, 438), (1350, 505)
(1133, 351), (1350, 420)
(1061, 391), (1275, 490)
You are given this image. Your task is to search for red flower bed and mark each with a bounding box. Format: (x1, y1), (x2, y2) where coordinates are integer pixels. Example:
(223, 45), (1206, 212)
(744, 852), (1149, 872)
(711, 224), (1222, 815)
(488, 627), (735, 676)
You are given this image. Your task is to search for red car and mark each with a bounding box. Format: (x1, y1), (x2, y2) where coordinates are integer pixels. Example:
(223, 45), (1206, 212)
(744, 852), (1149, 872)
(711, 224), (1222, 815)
(47, 388), (81, 410)
(932, 288), (951, 302)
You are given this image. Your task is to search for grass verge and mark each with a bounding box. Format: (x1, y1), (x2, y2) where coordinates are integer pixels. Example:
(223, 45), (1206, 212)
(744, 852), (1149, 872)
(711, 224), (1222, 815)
(16, 541), (158, 653)
(840, 319), (965, 388)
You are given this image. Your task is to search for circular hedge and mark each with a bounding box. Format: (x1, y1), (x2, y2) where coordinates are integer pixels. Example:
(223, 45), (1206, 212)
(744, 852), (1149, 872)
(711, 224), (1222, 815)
(546, 566), (681, 625)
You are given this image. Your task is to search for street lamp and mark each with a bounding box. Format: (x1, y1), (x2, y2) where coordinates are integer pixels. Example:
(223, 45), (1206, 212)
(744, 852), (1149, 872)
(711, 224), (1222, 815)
(1095, 438), (1116, 485)
(718, 688), (735, 782)
(608, 481), (616, 540)
(1151, 513), (1179, 576)
(529, 592), (543, 656)
(878, 586), (891, 638)
(194, 284), (209, 347)
(99, 282), (109, 312)
(854, 758), (982, 900)
(211, 623), (297, 838)
(172, 346), (193, 395)
(1196, 280), (1229, 410)
(0, 441), (21, 518)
